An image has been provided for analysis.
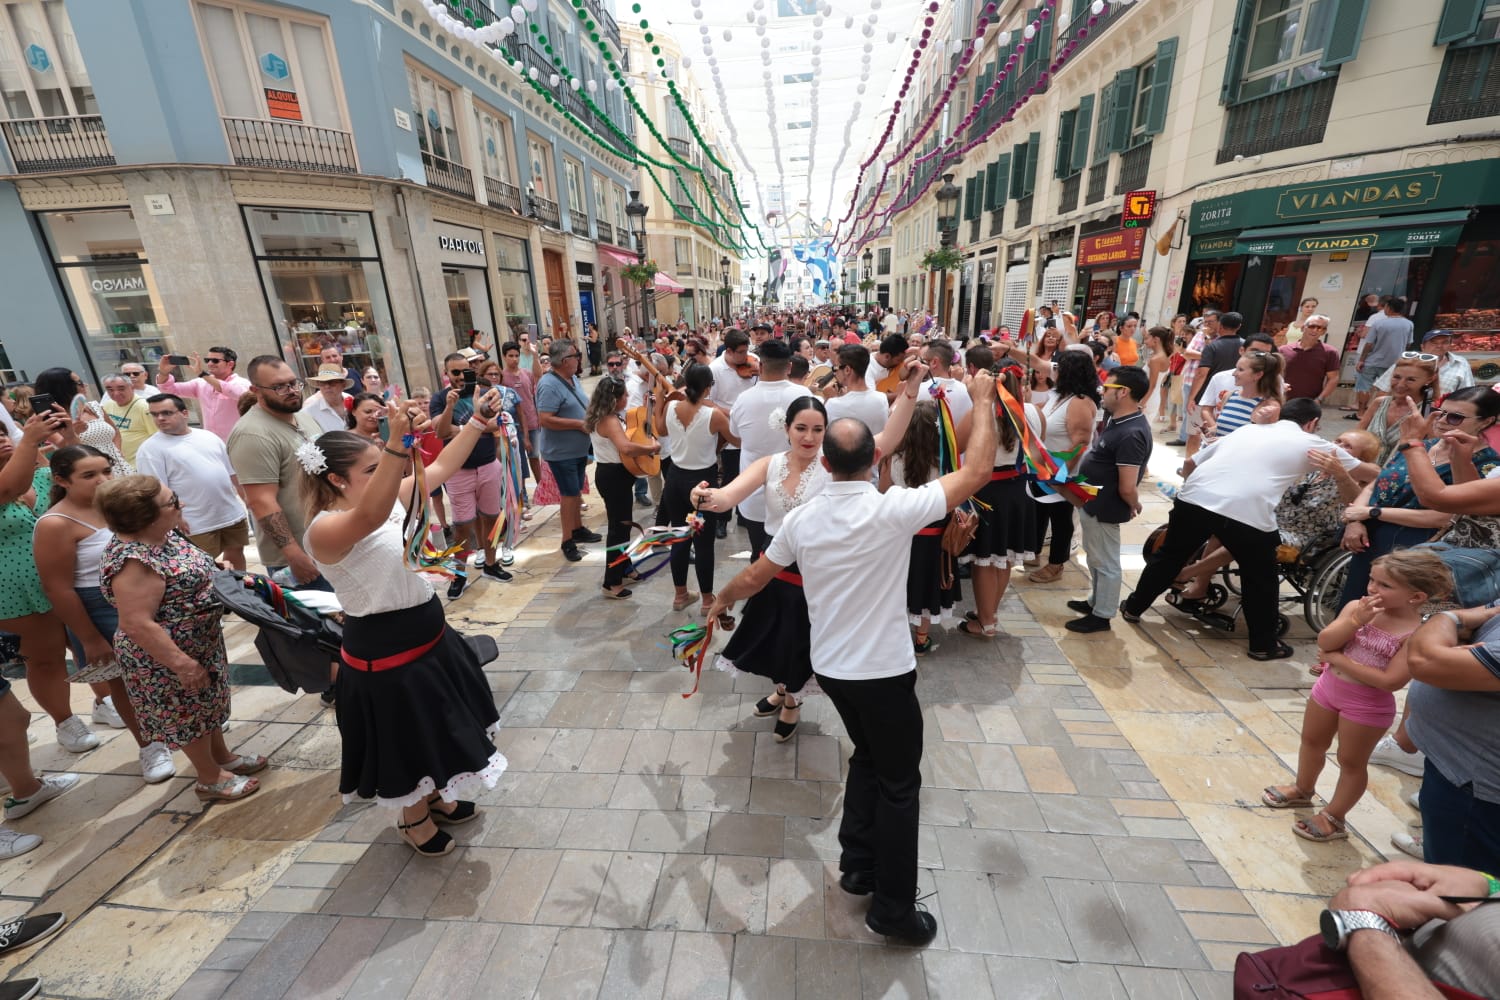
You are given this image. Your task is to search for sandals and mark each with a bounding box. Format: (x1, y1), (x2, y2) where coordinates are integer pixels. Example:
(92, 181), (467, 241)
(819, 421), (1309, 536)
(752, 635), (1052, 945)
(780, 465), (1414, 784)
(958, 619), (997, 639)
(1262, 785), (1313, 809)
(223, 754), (268, 776)
(397, 811), (455, 856)
(773, 700), (800, 743)
(672, 592), (700, 612)
(195, 773), (260, 802)
(426, 796), (479, 826)
(602, 587), (633, 600)
(1248, 642), (1294, 662)
(1293, 811), (1348, 843)
(753, 692), (785, 717)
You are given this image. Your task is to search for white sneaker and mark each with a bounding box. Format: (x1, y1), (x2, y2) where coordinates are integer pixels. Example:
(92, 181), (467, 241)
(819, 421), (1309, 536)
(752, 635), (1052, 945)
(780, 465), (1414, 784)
(54, 715), (99, 753)
(1391, 830), (1424, 859)
(92, 696), (127, 730)
(139, 742), (176, 784)
(0, 827), (42, 860)
(499, 544), (515, 567)
(1369, 735), (1425, 777)
(1408, 790), (1421, 810)
(4, 773), (79, 820)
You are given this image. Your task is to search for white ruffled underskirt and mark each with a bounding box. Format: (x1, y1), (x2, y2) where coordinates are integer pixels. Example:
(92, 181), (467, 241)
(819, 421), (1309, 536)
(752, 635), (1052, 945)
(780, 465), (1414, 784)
(960, 549), (1034, 569)
(343, 726), (509, 810)
(712, 655), (822, 698)
(908, 608), (956, 627)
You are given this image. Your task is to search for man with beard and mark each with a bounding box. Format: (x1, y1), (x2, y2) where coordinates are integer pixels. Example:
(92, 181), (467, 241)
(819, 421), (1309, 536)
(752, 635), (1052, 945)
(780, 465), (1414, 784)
(227, 356), (328, 588)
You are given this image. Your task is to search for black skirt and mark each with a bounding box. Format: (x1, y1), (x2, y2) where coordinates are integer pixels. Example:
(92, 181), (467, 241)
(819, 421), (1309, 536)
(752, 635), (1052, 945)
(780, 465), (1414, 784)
(336, 595), (505, 807)
(962, 475), (1036, 569)
(717, 562), (814, 694)
(908, 517), (962, 623)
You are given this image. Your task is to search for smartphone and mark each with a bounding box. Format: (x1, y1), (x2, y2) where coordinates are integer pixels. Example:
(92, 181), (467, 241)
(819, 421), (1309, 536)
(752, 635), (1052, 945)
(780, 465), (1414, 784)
(29, 392), (54, 414)
(165, 354), (191, 365)
(461, 369), (478, 387)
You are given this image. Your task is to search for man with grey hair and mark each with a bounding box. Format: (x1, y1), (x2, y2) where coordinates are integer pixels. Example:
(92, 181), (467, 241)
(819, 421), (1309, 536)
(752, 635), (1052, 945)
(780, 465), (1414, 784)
(100, 372), (155, 465)
(1279, 313), (1341, 402)
(536, 338), (600, 562)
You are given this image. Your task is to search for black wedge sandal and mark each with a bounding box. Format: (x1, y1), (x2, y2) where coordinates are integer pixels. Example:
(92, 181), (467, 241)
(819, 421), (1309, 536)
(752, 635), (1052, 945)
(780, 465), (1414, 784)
(396, 811), (455, 856)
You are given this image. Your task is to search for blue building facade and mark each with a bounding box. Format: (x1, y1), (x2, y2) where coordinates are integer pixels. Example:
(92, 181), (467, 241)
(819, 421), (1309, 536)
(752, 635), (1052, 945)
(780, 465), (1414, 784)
(0, 0), (640, 391)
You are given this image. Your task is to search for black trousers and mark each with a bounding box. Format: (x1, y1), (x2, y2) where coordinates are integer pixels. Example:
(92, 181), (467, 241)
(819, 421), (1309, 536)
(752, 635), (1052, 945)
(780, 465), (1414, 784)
(661, 462), (716, 593)
(715, 448), (741, 527)
(1032, 498), (1075, 565)
(595, 462), (635, 590)
(1124, 499), (1282, 653)
(745, 519), (770, 562)
(817, 669), (923, 924)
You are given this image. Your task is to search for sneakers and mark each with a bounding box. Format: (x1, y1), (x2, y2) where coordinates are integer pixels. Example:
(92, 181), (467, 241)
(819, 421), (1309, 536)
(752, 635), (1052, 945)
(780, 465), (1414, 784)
(139, 742), (176, 784)
(91, 696), (127, 730)
(561, 541), (583, 563)
(0, 978), (41, 1000)
(4, 774), (79, 820)
(481, 562), (513, 582)
(446, 570), (472, 601)
(1391, 830), (1423, 859)
(865, 905), (938, 947)
(498, 544), (515, 567)
(1369, 735), (1426, 777)
(1408, 790), (1421, 811)
(572, 527), (603, 544)
(634, 494), (653, 508)
(0, 912), (64, 955)
(0, 828), (42, 861)
(54, 716), (99, 753)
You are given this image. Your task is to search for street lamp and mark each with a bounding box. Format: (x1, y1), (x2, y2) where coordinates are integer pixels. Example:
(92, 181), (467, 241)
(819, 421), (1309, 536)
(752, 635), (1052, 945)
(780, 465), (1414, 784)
(797, 274), (805, 309)
(719, 255), (731, 321)
(748, 272), (758, 311)
(861, 247), (873, 284)
(933, 172), (961, 333)
(625, 189), (653, 333)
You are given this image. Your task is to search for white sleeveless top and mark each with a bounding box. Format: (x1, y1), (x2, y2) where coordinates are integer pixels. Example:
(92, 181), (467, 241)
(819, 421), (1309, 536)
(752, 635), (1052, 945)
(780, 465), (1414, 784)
(590, 416), (622, 464)
(1041, 392), (1094, 452)
(764, 451), (831, 535)
(307, 502), (433, 617)
(36, 511), (112, 588)
(667, 402), (717, 470)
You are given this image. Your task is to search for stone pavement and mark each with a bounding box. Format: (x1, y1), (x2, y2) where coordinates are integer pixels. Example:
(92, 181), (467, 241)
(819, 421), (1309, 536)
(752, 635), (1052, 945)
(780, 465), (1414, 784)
(0, 447), (1422, 999)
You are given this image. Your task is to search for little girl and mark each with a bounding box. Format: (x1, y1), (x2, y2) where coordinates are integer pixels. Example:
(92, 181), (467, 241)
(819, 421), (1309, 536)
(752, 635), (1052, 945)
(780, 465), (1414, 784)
(1261, 550), (1452, 843)
(879, 400), (959, 655)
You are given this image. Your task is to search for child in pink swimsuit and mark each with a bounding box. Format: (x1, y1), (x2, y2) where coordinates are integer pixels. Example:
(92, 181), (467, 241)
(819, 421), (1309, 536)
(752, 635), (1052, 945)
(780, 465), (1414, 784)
(1261, 551), (1452, 843)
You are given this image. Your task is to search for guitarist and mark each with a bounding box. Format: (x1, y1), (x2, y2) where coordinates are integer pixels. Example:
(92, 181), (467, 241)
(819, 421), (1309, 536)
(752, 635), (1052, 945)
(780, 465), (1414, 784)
(618, 349), (655, 508)
(869, 334), (911, 401)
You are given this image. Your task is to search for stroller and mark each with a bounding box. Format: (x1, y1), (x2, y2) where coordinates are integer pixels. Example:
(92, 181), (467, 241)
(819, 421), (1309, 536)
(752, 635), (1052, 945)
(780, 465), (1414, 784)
(213, 570), (501, 695)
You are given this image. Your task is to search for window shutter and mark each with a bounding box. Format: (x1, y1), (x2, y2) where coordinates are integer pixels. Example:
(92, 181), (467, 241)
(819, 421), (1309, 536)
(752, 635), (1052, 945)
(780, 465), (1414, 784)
(1108, 66), (1137, 153)
(994, 152), (1012, 205)
(984, 160), (1002, 211)
(1071, 94), (1094, 172)
(1144, 37), (1178, 135)
(962, 176), (977, 221)
(1010, 141), (1028, 199)
(1319, 0), (1372, 68)
(1220, 0), (1257, 105)
(1054, 108), (1077, 177)
(1435, 0), (1485, 43)
(1023, 7), (1052, 72)
(1023, 132), (1040, 196)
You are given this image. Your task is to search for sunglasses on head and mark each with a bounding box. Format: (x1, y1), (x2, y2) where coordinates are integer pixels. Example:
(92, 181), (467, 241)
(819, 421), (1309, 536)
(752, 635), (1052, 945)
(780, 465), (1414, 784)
(1400, 351), (1439, 362)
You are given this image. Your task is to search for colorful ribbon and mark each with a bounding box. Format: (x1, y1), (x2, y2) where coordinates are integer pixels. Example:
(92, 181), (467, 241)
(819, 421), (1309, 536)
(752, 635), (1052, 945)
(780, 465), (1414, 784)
(487, 413), (524, 552)
(401, 433), (465, 578)
(606, 515), (705, 581)
(668, 622), (714, 699)
(992, 387), (1099, 502)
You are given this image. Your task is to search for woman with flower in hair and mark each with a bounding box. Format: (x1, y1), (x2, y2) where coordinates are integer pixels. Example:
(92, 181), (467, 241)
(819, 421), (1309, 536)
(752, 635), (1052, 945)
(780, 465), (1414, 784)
(300, 394), (507, 857)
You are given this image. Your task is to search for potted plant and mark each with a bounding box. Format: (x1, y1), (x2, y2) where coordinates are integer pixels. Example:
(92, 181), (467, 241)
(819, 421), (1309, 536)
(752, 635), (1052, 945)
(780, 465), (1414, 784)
(621, 259), (660, 287)
(920, 245), (964, 272)
(858, 278), (876, 294)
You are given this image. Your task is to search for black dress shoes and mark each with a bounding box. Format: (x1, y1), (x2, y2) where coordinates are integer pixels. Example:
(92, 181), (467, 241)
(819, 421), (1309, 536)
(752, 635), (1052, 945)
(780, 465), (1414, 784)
(839, 870), (876, 896)
(865, 907), (938, 947)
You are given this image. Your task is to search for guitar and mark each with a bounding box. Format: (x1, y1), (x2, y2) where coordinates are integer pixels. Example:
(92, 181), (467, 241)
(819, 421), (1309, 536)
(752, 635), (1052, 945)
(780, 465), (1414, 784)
(615, 342), (668, 478)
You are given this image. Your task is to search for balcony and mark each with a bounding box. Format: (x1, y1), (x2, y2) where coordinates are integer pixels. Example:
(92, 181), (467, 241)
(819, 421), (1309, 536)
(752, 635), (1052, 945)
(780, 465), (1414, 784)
(530, 193), (560, 228)
(222, 117), (356, 175)
(667, 136), (692, 160)
(1217, 76), (1336, 164)
(1061, 0), (1124, 62)
(1428, 44), (1500, 124)
(1015, 195), (1033, 229)
(1086, 161), (1108, 205)
(616, 224), (634, 247)
(420, 149), (475, 200)
(1, 115), (115, 173)
(568, 208), (590, 235)
(672, 202), (694, 221)
(1059, 172), (1081, 214)
(485, 175), (522, 214)
(1115, 141), (1152, 195)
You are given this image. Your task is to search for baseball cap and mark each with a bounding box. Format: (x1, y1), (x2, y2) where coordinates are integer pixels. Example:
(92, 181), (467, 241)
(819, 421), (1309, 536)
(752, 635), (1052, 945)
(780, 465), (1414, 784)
(1422, 329), (1454, 343)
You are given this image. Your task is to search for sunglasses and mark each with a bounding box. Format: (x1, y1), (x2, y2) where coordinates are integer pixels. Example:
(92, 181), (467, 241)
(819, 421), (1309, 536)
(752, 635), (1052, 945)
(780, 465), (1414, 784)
(607, 361), (623, 368)
(162, 492), (182, 510)
(1101, 383), (1129, 391)
(1400, 351), (1439, 362)
(1431, 408), (1477, 426)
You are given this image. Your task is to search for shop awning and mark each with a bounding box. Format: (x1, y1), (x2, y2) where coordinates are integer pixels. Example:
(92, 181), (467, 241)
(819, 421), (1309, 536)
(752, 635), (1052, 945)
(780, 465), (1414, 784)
(1232, 210), (1472, 257)
(598, 246), (639, 268)
(651, 272), (687, 294)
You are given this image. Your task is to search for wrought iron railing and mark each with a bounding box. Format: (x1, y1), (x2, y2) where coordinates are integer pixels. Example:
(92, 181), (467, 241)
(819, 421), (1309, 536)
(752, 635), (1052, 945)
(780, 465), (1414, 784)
(485, 175), (522, 213)
(989, 208), (1004, 238)
(421, 150), (475, 200)
(530, 193), (560, 227)
(1217, 76), (1336, 164)
(1060, 0), (1124, 62)
(1086, 161), (1108, 204)
(1, 115), (115, 173)
(222, 117), (356, 174)
(615, 224), (633, 247)
(1115, 141), (1152, 195)
(667, 136), (692, 159)
(1059, 172), (1081, 214)
(568, 209), (590, 235)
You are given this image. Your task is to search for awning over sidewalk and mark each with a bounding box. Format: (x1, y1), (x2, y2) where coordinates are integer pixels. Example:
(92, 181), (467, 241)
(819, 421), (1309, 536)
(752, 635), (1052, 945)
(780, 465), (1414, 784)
(651, 272), (687, 294)
(598, 246), (639, 269)
(1232, 210), (1472, 256)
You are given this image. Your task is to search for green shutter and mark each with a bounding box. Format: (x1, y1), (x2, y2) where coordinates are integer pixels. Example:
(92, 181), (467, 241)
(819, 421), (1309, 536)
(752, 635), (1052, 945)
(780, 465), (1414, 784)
(1023, 7), (1053, 72)
(1435, 0), (1486, 43)
(1070, 94), (1094, 172)
(1108, 66), (1137, 152)
(993, 152), (1011, 206)
(962, 177), (977, 221)
(1144, 37), (1178, 135)
(1054, 108), (1077, 177)
(1221, 0), (1256, 105)
(984, 160), (1002, 211)
(1319, 0), (1371, 68)
(1023, 132), (1040, 197)
(1010, 141), (1028, 199)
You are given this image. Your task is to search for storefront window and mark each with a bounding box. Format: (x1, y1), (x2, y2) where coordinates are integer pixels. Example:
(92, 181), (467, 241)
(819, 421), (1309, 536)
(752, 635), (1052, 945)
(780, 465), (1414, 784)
(1182, 259), (1243, 317)
(1435, 239), (1499, 380)
(1258, 255), (1310, 342)
(493, 233), (539, 341)
(37, 208), (174, 378)
(243, 207), (403, 388)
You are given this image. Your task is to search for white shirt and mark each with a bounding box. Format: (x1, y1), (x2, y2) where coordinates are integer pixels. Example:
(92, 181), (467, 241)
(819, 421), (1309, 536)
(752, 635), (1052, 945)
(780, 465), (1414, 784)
(768, 480), (947, 680)
(709, 355), (755, 428)
(133, 428), (247, 535)
(0, 405), (18, 443)
(133, 387), (155, 400)
(881, 314), (899, 334)
(729, 379), (812, 522)
(928, 376), (972, 428)
(625, 364), (649, 409)
(825, 388), (889, 437)
(1181, 420), (1359, 532)
(1201, 369), (1238, 411)
(302, 392), (350, 434)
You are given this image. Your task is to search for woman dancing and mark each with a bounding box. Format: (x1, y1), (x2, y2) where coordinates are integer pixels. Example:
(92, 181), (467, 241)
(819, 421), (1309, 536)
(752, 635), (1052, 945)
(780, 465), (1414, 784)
(694, 360), (928, 741)
(301, 397), (506, 857)
(583, 376), (660, 599)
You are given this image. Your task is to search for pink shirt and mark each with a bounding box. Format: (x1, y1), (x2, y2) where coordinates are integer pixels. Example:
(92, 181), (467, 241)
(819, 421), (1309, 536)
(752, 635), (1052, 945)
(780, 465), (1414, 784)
(156, 372), (251, 441)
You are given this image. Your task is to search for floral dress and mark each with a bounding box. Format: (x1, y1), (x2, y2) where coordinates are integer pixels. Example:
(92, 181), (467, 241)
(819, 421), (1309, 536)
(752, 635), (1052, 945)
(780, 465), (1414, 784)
(101, 531), (229, 748)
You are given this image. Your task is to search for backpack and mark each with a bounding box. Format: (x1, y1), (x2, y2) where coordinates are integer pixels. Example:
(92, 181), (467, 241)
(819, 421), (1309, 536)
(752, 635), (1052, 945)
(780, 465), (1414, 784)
(1234, 935), (1483, 999)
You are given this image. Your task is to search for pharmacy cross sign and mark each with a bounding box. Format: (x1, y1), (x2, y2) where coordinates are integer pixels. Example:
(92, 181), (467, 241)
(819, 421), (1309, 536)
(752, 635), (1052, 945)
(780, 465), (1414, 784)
(1122, 190), (1157, 229)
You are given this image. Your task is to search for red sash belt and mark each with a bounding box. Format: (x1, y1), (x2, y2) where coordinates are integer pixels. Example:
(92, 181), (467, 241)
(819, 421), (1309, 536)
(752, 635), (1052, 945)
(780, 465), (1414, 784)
(914, 527), (943, 536)
(774, 570), (804, 586)
(340, 629), (445, 672)
(990, 468), (1020, 481)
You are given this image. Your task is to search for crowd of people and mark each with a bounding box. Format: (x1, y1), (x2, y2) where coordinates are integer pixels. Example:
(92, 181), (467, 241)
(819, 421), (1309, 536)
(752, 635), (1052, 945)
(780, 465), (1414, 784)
(0, 295), (1497, 985)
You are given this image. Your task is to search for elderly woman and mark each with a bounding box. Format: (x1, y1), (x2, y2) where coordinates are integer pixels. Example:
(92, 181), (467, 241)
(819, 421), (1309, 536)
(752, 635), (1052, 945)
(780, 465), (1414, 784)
(98, 475), (266, 802)
(1359, 354), (1439, 465)
(1339, 386), (1500, 606)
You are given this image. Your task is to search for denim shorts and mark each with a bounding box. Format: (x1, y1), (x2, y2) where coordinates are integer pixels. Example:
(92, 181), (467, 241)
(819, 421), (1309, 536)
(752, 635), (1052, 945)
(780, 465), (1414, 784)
(548, 456), (589, 497)
(66, 586), (119, 672)
(1354, 363), (1389, 393)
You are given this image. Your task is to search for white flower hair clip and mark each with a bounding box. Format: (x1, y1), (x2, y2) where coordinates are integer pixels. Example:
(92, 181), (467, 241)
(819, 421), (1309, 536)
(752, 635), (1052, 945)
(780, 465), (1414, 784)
(295, 440), (328, 476)
(769, 407), (787, 433)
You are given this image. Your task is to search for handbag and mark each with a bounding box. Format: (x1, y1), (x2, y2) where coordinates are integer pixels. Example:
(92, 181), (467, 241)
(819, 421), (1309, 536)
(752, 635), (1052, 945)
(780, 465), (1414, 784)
(1233, 934), (1482, 999)
(942, 506), (977, 558)
(1169, 352), (1187, 375)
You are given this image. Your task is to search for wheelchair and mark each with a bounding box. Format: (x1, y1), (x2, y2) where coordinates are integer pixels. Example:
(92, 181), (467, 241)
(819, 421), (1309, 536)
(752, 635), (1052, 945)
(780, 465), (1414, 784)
(1142, 525), (1353, 638)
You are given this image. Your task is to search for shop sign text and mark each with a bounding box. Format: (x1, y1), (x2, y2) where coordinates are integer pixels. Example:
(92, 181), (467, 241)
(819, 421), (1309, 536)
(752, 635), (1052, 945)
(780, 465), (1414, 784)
(1276, 174), (1440, 219)
(1294, 233), (1377, 253)
(92, 275), (146, 293)
(1076, 228), (1146, 269)
(439, 234), (485, 257)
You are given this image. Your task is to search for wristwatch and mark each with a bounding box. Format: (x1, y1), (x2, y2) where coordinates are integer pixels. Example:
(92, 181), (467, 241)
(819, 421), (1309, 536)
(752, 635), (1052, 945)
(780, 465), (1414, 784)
(1320, 909), (1400, 951)
(1368, 506), (1383, 521)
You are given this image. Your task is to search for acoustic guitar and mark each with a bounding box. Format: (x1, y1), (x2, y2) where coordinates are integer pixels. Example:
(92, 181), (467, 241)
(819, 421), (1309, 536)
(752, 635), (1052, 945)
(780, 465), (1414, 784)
(615, 342), (668, 478)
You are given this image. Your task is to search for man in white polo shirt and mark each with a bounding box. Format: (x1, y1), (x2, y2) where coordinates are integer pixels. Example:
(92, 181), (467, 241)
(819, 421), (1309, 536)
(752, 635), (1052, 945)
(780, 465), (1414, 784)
(708, 328), (758, 539)
(709, 370), (998, 947)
